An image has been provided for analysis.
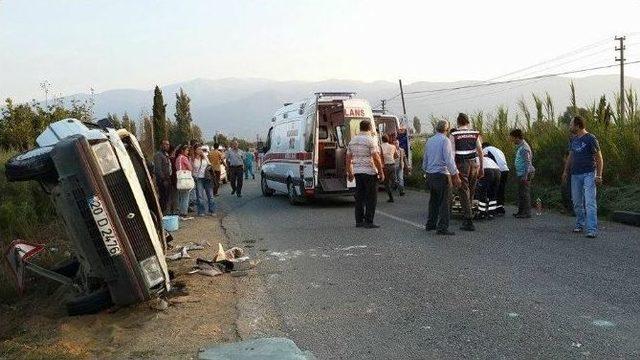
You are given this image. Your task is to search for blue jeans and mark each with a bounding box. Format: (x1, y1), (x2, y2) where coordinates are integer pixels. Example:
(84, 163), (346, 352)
(196, 178), (215, 215)
(395, 165), (404, 192)
(244, 164), (254, 179)
(571, 172), (598, 234)
(177, 189), (191, 216)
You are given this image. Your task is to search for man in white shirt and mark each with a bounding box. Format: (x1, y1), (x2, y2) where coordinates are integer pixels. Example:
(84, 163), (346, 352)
(482, 143), (509, 216)
(346, 120), (385, 228)
(380, 134), (398, 203)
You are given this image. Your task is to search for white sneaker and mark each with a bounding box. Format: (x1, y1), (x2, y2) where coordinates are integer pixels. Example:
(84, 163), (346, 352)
(180, 216), (194, 221)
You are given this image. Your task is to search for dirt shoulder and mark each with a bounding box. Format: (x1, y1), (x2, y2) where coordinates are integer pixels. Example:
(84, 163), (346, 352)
(0, 215), (240, 360)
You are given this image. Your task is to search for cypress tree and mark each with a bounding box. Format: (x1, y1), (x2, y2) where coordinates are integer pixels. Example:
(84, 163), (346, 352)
(174, 88), (193, 145)
(152, 85), (167, 149)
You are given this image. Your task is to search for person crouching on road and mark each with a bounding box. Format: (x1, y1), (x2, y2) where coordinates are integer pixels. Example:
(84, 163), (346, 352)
(423, 120), (461, 235)
(225, 140), (245, 197)
(193, 146), (216, 216)
(510, 129), (535, 218)
(380, 134), (398, 203)
(346, 120), (385, 229)
(475, 155), (501, 219)
(561, 116), (604, 238)
(450, 113), (484, 231)
(482, 143), (509, 216)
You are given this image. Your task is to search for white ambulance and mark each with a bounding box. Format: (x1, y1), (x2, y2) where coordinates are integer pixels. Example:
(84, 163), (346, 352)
(260, 92), (378, 204)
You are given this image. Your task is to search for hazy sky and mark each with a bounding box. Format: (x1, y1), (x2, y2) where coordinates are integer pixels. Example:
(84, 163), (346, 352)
(1, 0), (640, 102)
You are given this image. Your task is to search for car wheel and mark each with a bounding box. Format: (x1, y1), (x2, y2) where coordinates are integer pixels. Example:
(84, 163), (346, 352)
(65, 287), (113, 316)
(5, 147), (57, 182)
(261, 175), (274, 197)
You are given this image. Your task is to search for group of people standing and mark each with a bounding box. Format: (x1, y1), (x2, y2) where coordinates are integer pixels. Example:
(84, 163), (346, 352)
(152, 139), (257, 220)
(344, 112), (604, 239)
(423, 113), (603, 238)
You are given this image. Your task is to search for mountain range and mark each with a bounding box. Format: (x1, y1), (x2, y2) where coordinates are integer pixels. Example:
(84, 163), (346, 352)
(61, 75), (640, 139)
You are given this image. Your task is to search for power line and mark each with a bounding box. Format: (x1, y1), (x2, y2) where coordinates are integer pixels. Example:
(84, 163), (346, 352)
(401, 57), (615, 103)
(403, 60), (640, 96)
(486, 37), (611, 82)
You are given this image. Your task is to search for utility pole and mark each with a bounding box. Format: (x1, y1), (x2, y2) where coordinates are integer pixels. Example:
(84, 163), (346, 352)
(615, 35), (626, 122)
(380, 99), (386, 114)
(398, 79), (407, 116)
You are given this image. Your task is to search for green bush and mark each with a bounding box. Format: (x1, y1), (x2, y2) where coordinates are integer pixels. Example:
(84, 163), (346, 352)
(0, 150), (68, 303)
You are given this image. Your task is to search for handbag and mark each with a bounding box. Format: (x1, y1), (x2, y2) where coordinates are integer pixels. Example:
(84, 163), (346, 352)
(176, 169), (195, 190)
(205, 165), (215, 181)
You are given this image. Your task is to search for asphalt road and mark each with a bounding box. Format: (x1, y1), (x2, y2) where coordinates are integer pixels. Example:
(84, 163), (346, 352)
(219, 179), (640, 359)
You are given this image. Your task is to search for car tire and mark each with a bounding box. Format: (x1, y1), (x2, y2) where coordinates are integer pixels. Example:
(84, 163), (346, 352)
(65, 288), (113, 316)
(5, 147), (57, 182)
(261, 175), (274, 197)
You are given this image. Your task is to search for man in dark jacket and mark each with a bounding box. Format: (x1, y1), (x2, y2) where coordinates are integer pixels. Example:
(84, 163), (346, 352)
(153, 140), (173, 213)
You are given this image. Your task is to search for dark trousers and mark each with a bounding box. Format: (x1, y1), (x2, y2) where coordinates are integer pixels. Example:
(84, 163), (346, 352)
(229, 166), (244, 195)
(455, 158), (479, 220)
(476, 169), (500, 216)
(213, 170), (221, 195)
(426, 173), (451, 231)
(496, 171), (509, 213)
(517, 173), (533, 216)
(383, 164), (396, 200)
(355, 174), (377, 224)
(156, 178), (171, 214)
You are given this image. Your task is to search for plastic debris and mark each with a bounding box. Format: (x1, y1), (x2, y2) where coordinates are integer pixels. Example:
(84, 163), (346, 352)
(166, 242), (207, 261)
(571, 342), (582, 348)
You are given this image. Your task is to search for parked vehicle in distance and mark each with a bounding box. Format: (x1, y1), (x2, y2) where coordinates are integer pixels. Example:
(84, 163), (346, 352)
(5, 118), (171, 315)
(260, 92), (378, 204)
(373, 111), (412, 166)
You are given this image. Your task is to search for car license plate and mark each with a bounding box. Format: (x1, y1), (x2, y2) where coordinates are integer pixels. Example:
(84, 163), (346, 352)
(87, 195), (122, 256)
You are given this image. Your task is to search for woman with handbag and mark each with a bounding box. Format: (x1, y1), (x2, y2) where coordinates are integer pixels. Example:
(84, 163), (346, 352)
(175, 145), (195, 220)
(193, 146), (216, 216)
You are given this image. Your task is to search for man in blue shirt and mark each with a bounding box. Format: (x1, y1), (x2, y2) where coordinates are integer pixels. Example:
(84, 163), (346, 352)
(423, 120), (462, 235)
(510, 129), (535, 218)
(562, 116), (604, 238)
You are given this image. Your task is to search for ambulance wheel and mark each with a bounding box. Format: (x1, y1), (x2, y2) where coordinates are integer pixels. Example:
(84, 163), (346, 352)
(287, 180), (303, 205)
(261, 175), (274, 197)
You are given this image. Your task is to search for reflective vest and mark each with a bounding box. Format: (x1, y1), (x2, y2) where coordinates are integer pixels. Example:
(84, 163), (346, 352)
(451, 129), (479, 160)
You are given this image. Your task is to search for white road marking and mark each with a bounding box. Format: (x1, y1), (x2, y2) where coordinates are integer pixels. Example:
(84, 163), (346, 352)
(376, 210), (424, 229)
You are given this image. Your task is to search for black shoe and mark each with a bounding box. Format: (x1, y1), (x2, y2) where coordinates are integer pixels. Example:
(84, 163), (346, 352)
(425, 225), (436, 231)
(436, 229), (456, 236)
(387, 198), (394, 203)
(515, 214), (531, 219)
(399, 191), (405, 196)
(363, 223), (380, 229)
(356, 223), (364, 228)
(237, 193), (242, 198)
(460, 221), (475, 231)
(231, 190), (236, 195)
(512, 212), (521, 217)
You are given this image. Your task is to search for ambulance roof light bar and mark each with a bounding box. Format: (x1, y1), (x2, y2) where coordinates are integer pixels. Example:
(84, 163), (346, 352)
(315, 92), (356, 101)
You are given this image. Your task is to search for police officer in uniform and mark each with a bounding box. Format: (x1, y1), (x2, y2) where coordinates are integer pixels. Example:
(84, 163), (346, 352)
(449, 113), (483, 231)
